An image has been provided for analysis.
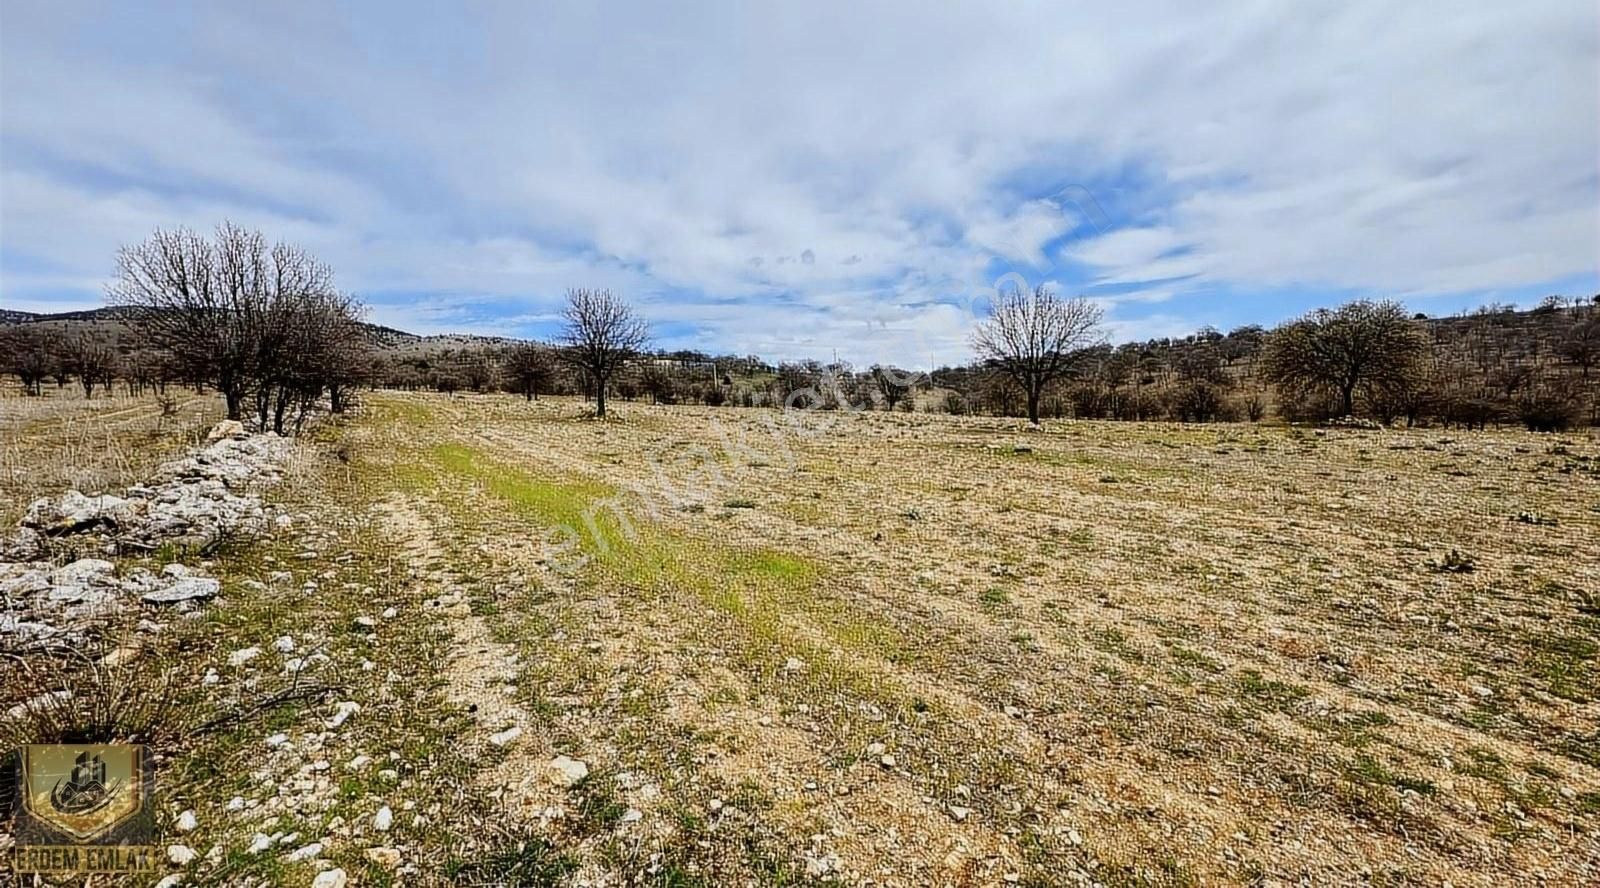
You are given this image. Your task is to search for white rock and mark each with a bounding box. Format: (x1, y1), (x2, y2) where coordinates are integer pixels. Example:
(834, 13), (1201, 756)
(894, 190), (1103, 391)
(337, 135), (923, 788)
(311, 868), (347, 888)
(205, 420), (247, 442)
(547, 755), (589, 787)
(167, 845), (198, 865)
(373, 805), (394, 832)
(326, 701), (360, 729)
(948, 805), (971, 822)
(803, 851), (841, 876)
(488, 726), (523, 747)
(246, 833), (273, 854)
(53, 558), (118, 587)
(265, 733), (290, 748)
(226, 796), (245, 812)
(4, 690), (73, 721)
(783, 657), (805, 673)
(143, 577), (220, 604)
(365, 847), (402, 869)
(880, 754), (897, 768)
(155, 875), (183, 888)
(619, 807), (643, 824)
(284, 842), (322, 862)
(228, 647), (262, 667)
(175, 810), (198, 832)
(272, 635), (297, 653)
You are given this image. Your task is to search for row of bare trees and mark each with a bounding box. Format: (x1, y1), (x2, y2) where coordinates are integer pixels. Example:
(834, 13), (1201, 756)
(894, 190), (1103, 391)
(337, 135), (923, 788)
(0, 327), (151, 398)
(965, 284), (1598, 429)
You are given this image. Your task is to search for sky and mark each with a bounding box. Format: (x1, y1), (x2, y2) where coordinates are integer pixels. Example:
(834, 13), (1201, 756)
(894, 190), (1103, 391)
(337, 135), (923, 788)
(2, 2), (1597, 367)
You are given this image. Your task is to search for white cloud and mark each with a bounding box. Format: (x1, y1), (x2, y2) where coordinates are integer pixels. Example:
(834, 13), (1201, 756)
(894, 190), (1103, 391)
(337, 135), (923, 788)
(1, 1), (1594, 362)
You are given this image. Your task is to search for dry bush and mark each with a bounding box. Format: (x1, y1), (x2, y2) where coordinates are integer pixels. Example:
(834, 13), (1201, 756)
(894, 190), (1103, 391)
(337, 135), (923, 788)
(0, 644), (186, 750)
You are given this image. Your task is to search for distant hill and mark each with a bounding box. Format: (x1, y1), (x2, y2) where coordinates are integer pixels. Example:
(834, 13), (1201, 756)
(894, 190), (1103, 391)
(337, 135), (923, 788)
(0, 306), (448, 351)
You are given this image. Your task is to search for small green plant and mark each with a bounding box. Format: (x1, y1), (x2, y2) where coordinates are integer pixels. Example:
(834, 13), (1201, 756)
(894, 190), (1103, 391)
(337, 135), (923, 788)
(724, 498), (757, 509)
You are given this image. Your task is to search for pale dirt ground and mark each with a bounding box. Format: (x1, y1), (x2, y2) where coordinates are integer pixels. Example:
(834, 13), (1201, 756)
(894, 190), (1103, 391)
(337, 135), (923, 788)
(3, 389), (1596, 887)
(0, 383), (221, 525)
(348, 392), (1598, 886)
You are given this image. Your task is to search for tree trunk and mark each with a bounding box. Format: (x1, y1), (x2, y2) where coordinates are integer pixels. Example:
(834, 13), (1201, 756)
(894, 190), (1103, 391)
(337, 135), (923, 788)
(595, 375), (608, 417)
(1339, 383), (1356, 417)
(1026, 384), (1042, 425)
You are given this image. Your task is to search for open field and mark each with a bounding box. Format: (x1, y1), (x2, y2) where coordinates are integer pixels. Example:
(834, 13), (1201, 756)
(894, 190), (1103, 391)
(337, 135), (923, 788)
(3, 391), (1598, 886)
(0, 384), (223, 526)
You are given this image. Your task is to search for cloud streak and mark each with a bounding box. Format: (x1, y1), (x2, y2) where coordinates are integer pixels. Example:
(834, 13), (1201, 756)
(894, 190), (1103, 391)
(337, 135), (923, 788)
(2, 1), (1595, 366)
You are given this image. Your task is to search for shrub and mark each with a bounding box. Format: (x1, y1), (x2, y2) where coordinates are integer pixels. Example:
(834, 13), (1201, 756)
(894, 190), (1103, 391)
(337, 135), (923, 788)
(1517, 387), (1582, 433)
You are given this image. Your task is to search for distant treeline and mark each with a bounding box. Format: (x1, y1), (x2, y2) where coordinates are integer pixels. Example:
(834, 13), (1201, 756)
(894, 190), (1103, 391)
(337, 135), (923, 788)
(3, 222), (1598, 432)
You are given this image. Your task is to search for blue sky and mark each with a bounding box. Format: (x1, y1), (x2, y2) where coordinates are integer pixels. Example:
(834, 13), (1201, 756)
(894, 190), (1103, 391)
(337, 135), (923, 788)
(2, 2), (1596, 366)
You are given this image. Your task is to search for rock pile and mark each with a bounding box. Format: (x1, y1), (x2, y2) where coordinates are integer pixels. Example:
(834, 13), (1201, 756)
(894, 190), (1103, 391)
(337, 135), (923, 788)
(4, 425), (295, 561)
(0, 422), (297, 649)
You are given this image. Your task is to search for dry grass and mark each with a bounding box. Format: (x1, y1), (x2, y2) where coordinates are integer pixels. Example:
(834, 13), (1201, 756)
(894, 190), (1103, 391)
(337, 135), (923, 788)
(335, 392), (1599, 885)
(0, 383), (223, 525)
(3, 389), (1595, 885)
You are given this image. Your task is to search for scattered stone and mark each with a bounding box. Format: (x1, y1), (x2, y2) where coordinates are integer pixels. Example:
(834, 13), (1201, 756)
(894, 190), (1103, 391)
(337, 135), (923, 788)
(365, 847), (402, 870)
(619, 807), (643, 824)
(175, 810), (198, 832)
(228, 647), (262, 667)
(373, 805), (394, 832)
(5, 690), (72, 722)
(246, 833), (273, 854)
(166, 845), (198, 866)
(804, 851), (841, 877)
(784, 656), (805, 673)
(284, 842), (322, 862)
(265, 733), (290, 748)
(155, 875), (183, 888)
(205, 420), (247, 442)
(880, 754), (897, 768)
(489, 726), (524, 747)
(547, 755), (589, 787)
(948, 805), (971, 822)
(142, 577), (220, 605)
(311, 868), (347, 888)
(273, 635), (297, 653)
(326, 701), (360, 729)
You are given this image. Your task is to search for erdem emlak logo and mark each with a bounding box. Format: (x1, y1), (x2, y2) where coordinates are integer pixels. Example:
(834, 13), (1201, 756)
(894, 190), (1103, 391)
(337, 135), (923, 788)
(7, 744), (158, 874)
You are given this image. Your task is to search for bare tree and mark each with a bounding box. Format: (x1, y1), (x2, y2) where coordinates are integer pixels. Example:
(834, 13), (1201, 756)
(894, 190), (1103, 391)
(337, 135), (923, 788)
(1559, 311), (1599, 378)
(108, 222), (364, 430)
(504, 342), (555, 400)
(558, 288), (649, 417)
(971, 284), (1104, 424)
(65, 334), (118, 398)
(1262, 299), (1427, 418)
(870, 365), (915, 411)
(0, 326), (56, 396)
